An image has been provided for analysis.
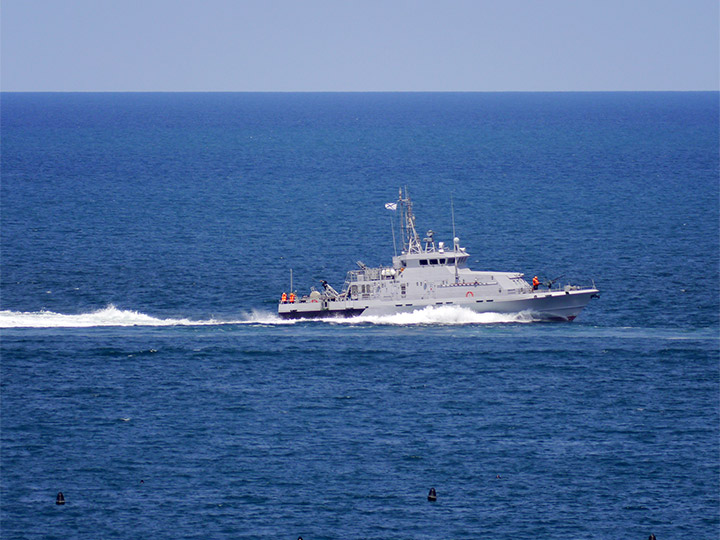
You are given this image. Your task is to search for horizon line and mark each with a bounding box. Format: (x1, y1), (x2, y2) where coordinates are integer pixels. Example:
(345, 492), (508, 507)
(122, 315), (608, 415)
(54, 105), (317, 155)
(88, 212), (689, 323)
(1, 89), (718, 94)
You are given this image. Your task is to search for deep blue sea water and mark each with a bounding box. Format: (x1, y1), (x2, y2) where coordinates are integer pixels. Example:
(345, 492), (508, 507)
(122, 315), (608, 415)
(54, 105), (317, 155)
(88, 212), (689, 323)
(1, 92), (718, 539)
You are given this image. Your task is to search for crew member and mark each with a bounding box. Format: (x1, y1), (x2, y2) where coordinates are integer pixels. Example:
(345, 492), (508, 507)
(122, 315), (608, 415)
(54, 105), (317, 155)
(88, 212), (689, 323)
(532, 276), (539, 291)
(281, 292), (287, 303)
(289, 293), (296, 303)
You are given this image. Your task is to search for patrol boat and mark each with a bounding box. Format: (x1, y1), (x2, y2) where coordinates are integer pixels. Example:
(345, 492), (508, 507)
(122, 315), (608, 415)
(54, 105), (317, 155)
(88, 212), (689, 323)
(278, 190), (598, 321)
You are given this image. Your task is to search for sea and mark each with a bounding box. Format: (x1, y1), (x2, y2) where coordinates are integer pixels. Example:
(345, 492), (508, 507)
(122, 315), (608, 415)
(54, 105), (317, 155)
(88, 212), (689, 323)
(1, 92), (718, 539)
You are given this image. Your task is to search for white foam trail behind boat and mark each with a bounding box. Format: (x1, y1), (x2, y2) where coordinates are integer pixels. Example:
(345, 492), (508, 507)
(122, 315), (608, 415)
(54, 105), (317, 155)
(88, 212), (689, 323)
(0, 304), (535, 328)
(0, 305), (233, 328)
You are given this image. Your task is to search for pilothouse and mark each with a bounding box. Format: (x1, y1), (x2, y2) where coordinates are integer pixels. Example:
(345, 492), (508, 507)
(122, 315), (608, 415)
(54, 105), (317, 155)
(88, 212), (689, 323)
(278, 189), (598, 321)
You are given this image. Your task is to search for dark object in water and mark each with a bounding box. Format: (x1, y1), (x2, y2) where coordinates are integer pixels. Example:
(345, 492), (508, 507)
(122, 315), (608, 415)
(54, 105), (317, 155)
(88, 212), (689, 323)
(427, 487), (437, 502)
(648, 535), (657, 540)
(56, 492), (65, 505)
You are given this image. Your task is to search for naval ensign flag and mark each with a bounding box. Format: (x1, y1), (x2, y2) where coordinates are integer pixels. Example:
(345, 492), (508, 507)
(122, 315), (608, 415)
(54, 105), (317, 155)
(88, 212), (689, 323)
(385, 202), (397, 211)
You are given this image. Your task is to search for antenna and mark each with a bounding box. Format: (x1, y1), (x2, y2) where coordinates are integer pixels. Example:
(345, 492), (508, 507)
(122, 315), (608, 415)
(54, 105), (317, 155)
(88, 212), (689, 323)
(451, 192), (459, 284)
(399, 187), (406, 253)
(391, 217), (397, 257)
(451, 192), (456, 241)
(290, 268), (293, 293)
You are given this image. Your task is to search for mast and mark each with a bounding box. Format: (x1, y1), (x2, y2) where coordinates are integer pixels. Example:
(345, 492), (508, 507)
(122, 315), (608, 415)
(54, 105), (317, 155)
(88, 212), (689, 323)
(398, 187), (422, 254)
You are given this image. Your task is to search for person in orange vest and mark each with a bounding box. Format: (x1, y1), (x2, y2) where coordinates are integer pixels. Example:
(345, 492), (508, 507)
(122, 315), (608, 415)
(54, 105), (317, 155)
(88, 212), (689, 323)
(532, 276), (540, 291)
(289, 293), (296, 303)
(281, 292), (287, 303)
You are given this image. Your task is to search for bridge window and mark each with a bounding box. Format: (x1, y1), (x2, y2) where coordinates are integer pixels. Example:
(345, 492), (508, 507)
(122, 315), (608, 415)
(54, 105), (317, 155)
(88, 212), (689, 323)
(447, 258), (455, 264)
(419, 260), (428, 266)
(429, 259), (438, 265)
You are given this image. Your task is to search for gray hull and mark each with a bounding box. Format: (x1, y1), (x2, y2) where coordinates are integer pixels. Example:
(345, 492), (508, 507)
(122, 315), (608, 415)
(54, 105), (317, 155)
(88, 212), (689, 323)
(278, 288), (597, 321)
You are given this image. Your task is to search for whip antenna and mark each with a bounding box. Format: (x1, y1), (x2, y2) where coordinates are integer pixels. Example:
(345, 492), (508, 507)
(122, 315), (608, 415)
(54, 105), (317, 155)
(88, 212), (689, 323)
(451, 192), (459, 283)
(391, 217), (397, 257)
(451, 192), (456, 240)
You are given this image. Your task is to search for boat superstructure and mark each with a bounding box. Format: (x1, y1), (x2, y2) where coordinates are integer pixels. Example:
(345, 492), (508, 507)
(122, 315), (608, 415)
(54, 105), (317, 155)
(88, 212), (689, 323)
(278, 189), (598, 321)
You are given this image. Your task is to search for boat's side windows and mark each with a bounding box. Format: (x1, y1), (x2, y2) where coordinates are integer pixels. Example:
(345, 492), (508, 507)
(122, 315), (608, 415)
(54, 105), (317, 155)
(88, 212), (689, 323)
(439, 259), (446, 264)
(401, 260), (407, 267)
(447, 258), (455, 264)
(419, 260), (428, 266)
(429, 259), (438, 265)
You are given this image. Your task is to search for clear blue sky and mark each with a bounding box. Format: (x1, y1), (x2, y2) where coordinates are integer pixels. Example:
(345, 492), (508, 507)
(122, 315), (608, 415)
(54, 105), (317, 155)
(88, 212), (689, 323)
(1, 0), (718, 91)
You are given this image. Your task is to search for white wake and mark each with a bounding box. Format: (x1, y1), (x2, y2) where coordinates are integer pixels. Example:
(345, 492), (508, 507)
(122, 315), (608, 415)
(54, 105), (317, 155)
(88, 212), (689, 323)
(0, 304), (536, 328)
(326, 305), (537, 325)
(247, 305), (537, 326)
(0, 305), (242, 328)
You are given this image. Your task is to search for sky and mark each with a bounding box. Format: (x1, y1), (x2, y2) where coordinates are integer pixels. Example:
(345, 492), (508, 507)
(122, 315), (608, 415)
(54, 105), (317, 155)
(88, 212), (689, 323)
(1, 0), (718, 92)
